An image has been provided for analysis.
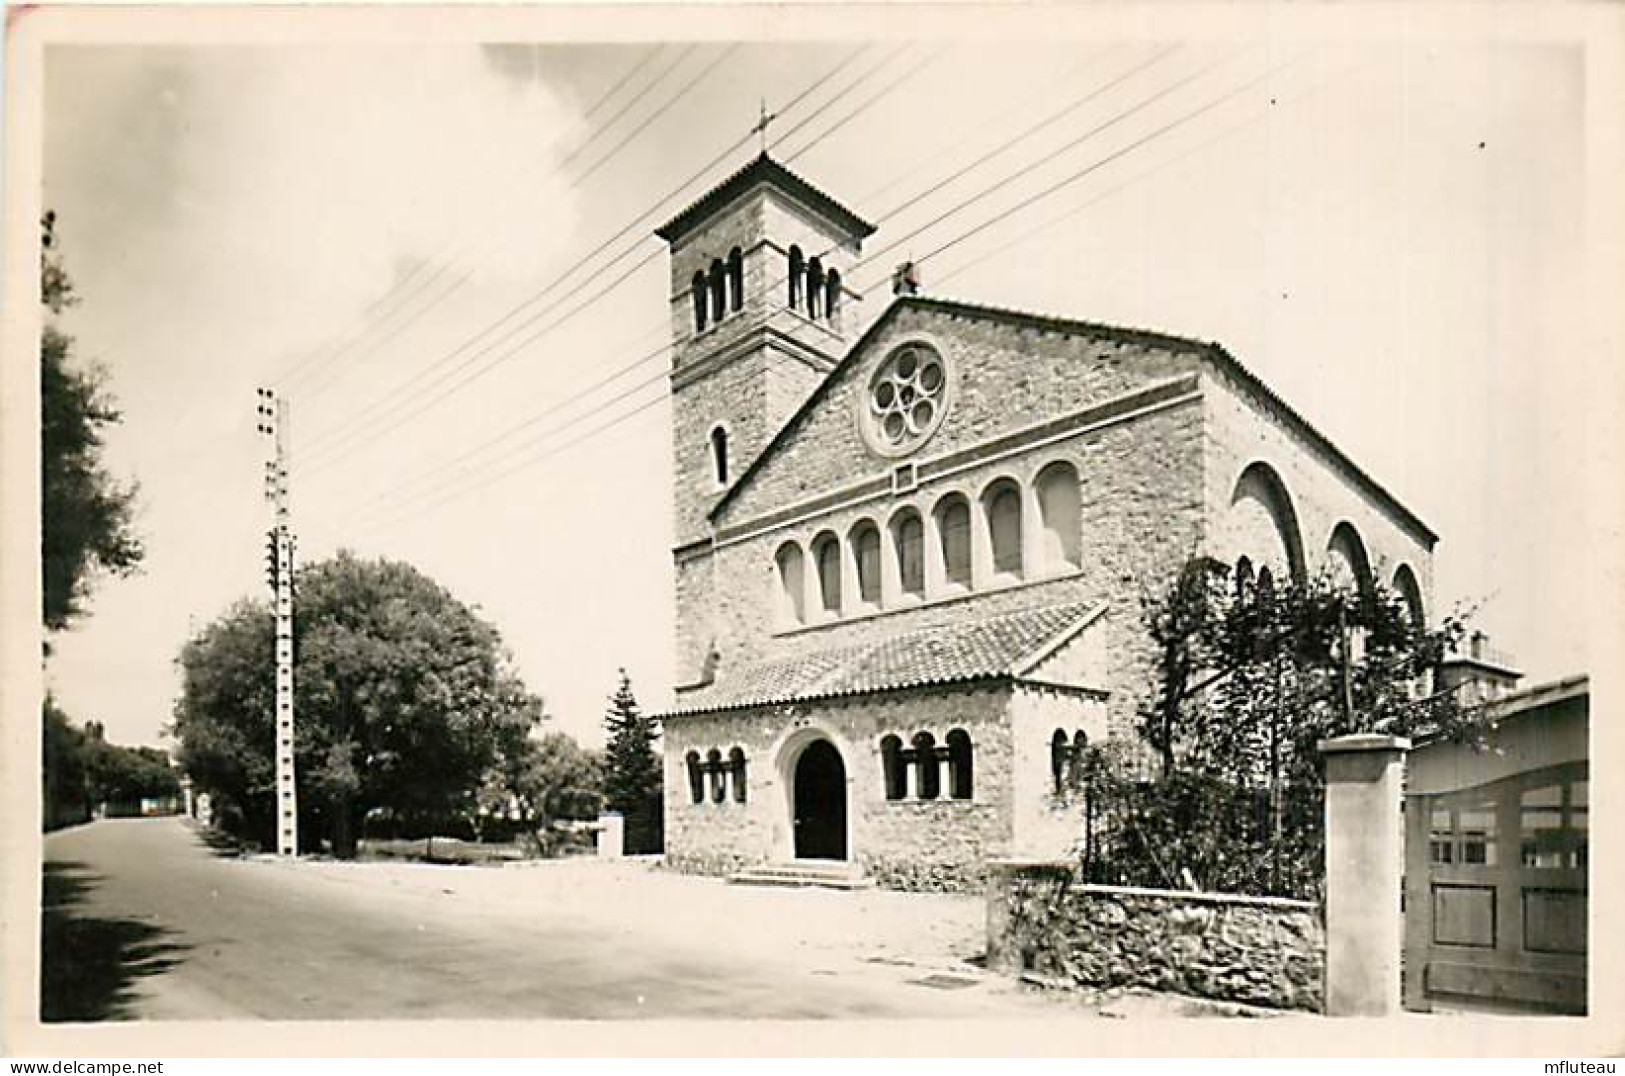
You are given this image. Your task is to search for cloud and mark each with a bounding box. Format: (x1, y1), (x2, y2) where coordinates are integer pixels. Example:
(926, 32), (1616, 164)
(180, 45), (585, 354)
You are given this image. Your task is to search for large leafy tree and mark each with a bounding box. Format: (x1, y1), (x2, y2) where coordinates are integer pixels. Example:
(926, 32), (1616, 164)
(480, 730), (603, 849)
(40, 211), (142, 634)
(80, 722), (180, 805)
(171, 551), (542, 856)
(1084, 555), (1479, 898)
(39, 210), (144, 832)
(42, 697), (91, 829)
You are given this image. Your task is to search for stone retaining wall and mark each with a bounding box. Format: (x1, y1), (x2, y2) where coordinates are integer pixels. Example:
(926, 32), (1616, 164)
(987, 859), (1325, 1012)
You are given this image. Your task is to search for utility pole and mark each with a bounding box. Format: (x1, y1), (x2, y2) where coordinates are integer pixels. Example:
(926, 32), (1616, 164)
(255, 387), (298, 857)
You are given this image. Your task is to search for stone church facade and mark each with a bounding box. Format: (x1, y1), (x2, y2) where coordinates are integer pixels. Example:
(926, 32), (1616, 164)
(654, 154), (1436, 890)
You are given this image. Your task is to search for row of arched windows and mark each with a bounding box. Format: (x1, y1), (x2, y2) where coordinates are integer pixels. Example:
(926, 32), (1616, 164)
(684, 747), (748, 805)
(691, 248), (745, 333)
(787, 246), (842, 325)
(1226, 460), (1426, 626)
(880, 730), (974, 801)
(773, 461), (1083, 628)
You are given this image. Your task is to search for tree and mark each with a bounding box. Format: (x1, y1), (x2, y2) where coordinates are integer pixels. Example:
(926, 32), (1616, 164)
(40, 211), (142, 635)
(481, 730), (603, 851)
(42, 697), (91, 829)
(171, 551), (543, 856)
(1086, 555), (1480, 898)
(80, 723), (180, 807)
(601, 669), (662, 853)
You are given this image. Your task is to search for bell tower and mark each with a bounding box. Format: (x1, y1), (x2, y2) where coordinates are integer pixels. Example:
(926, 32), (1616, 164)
(656, 153), (876, 548)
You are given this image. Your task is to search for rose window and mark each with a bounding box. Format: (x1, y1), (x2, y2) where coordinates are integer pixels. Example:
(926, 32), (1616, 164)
(865, 342), (949, 455)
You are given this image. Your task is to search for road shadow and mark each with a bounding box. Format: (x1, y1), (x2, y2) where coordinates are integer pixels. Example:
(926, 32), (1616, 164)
(193, 824), (252, 859)
(40, 859), (192, 1022)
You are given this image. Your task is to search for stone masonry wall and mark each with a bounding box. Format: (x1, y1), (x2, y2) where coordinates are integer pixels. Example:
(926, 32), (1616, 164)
(677, 390), (1206, 735)
(1008, 685), (1110, 858)
(663, 684), (1014, 891)
(719, 302), (1205, 526)
(1202, 364), (1436, 616)
(987, 861), (1325, 1011)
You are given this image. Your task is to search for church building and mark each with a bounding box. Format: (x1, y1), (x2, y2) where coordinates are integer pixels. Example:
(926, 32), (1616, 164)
(654, 153), (1435, 890)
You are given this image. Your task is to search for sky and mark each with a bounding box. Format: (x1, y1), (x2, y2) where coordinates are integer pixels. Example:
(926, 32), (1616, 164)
(36, 25), (1604, 750)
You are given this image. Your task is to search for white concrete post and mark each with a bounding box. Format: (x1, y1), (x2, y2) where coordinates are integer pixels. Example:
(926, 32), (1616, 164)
(1319, 733), (1410, 1016)
(596, 811), (624, 859)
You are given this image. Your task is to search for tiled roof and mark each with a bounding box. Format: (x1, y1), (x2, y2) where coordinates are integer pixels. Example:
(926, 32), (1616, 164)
(653, 152), (877, 245)
(664, 600), (1104, 717)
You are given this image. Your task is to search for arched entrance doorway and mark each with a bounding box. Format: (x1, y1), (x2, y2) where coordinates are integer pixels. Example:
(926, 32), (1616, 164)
(793, 739), (847, 860)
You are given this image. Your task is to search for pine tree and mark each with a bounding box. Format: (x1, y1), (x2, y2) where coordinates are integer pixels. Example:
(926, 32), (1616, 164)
(601, 669), (663, 852)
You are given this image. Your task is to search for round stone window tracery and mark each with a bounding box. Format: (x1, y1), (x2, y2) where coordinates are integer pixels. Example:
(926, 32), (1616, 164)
(862, 341), (951, 457)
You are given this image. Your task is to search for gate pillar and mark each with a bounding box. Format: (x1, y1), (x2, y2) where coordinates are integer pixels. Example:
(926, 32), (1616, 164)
(1319, 733), (1410, 1016)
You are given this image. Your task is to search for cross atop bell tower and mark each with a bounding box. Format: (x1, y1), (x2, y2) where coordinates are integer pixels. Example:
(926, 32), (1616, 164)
(752, 98), (777, 155)
(655, 152), (875, 546)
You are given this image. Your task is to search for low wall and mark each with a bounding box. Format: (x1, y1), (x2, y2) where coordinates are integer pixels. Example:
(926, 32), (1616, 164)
(987, 859), (1325, 1012)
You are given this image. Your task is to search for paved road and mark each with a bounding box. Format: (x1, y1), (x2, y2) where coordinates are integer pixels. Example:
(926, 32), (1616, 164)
(42, 818), (1062, 1022)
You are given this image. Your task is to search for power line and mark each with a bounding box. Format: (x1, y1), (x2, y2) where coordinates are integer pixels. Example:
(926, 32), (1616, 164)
(766, 45), (907, 151)
(932, 54), (1363, 291)
(329, 49), (1235, 519)
(270, 45), (668, 394)
(288, 45), (708, 408)
(295, 45), (747, 465)
(351, 358), (673, 534)
(866, 44), (1178, 222)
(355, 375), (672, 537)
(851, 47), (1249, 280)
(908, 55), (1299, 272)
(573, 45), (738, 186)
(780, 45), (947, 163)
(309, 39), (860, 489)
(341, 55), (1303, 534)
(334, 338), (673, 524)
(582, 45), (664, 122)
(850, 47), (1111, 209)
(295, 46), (875, 474)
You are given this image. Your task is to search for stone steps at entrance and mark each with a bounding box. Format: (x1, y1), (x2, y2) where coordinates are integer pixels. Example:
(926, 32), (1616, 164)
(727, 861), (874, 891)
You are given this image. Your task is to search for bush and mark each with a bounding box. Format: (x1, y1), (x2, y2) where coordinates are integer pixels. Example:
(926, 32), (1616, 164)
(1080, 768), (1324, 901)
